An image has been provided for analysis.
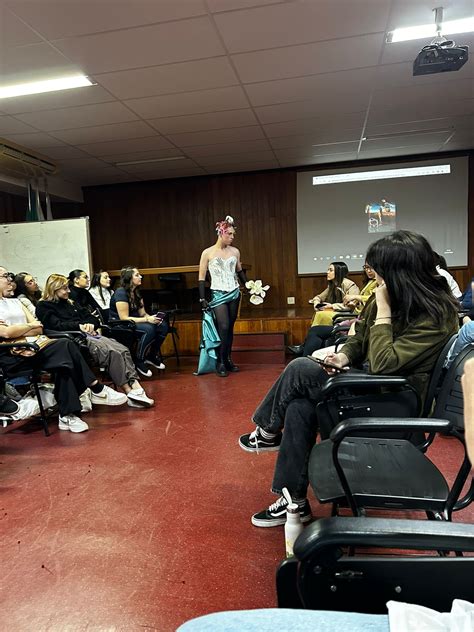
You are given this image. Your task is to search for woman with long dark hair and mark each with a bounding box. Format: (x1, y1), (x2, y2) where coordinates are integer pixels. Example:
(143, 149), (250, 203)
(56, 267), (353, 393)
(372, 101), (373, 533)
(109, 266), (169, 377)
(89, 270), (114, 319)
(294, 262), (377, 356)
(238, 230), (459, 528)
(309, 261), (359, 327)
(14, 272), (42, 316)
(67, 269), (103, 319)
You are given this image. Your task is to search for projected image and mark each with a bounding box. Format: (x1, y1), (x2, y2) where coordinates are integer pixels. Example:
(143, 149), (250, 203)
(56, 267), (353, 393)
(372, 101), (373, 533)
(365, 198), (396, 233)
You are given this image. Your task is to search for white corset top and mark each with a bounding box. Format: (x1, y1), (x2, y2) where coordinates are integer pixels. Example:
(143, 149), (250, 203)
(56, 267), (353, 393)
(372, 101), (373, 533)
(208, 256), (239, 292)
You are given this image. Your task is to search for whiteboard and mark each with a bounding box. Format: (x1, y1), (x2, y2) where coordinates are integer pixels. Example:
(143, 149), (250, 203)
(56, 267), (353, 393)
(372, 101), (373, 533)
(0, 217), (92, 289)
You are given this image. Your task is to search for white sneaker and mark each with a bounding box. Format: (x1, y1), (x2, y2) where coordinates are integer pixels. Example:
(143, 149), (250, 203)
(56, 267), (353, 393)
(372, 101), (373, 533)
(58, 414), (89, 433)
(127, 398), (143, 408)
(127, 387), (154, 407)
(79, 388), (92, 413)
(90, 385), (128, 406)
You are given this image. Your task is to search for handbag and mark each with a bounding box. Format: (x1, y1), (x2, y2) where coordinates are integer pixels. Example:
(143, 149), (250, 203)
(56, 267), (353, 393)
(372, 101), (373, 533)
(0, 334), (55, 357)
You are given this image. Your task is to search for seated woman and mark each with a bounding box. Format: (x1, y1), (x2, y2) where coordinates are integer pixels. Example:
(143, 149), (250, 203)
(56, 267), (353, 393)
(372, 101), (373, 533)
(309, 262), (359, 326)
(299, 262), (377, 356)
(68, 269), (102, 316)
(109, 266), (169, 378)
(238, 231), (459, 527)
(36, 274), (153, 408)
(433, 252), (462, 300)
(0, 266), (125, 433)
(89, 270), (113, 320)
(14, 272), (42, 316)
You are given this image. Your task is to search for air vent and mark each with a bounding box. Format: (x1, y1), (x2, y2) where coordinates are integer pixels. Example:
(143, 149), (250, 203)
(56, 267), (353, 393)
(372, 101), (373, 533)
(0, 138), (57, 176)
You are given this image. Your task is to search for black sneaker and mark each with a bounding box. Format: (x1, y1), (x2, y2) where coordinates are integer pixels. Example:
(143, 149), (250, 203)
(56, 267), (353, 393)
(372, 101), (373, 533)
(238, 426), (282, 453)
(251, 495), (312, 527)
(136, 361), (152, 378)
(145, 357), (165, 370)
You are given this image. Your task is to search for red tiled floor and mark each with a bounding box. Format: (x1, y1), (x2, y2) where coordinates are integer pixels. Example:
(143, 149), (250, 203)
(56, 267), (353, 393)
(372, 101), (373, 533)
(0, 360), (472, 631)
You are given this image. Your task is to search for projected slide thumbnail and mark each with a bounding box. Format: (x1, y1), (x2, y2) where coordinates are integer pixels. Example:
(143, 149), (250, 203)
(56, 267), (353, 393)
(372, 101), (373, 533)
(365, 199), (396, 233)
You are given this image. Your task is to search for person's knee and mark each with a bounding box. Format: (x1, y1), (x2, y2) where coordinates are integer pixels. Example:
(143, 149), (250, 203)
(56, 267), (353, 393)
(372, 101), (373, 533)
(285, 398), (318, 430)
(285, 356), (315, 375)
(459, 321), (474, 345)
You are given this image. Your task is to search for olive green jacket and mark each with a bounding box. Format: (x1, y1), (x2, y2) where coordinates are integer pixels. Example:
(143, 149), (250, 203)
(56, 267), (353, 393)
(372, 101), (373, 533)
(340, 300), (458, 404)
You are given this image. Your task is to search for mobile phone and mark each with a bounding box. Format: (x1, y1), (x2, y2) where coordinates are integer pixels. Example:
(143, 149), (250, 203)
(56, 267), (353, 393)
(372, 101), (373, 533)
(307, 356), (348, 372)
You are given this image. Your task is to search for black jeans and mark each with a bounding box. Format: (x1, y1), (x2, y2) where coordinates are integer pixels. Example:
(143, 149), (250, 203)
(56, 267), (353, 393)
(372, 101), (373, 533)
(33, 338), (96, 416)
(252, 357), (330, 498)
(302, 325), (334, 356)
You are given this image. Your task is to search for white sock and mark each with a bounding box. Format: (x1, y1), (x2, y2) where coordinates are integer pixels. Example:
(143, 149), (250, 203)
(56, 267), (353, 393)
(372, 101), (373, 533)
(260, 427), (279, 440)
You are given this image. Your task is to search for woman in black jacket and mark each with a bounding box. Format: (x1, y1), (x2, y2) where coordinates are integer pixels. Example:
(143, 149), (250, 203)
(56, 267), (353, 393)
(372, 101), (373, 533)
(37, 274), (153, 409)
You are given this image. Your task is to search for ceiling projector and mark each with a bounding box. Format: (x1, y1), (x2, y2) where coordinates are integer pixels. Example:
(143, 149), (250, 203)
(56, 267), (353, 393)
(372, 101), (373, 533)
(413, 39), (469, 75)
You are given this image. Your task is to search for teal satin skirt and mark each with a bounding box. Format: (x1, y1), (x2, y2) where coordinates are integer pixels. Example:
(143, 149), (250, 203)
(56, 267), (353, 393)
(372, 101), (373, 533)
(194, 287), (240, 375)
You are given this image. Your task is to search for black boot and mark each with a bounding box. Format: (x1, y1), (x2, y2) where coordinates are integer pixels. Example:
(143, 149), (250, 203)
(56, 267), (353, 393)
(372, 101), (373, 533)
(224, 357), (240, 372)
(215, 362), (228, 377)
(287, 344), (304, 356)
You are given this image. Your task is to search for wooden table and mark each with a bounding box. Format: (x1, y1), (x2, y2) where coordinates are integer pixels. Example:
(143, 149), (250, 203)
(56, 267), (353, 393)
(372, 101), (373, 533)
(108, 264), (251, 276)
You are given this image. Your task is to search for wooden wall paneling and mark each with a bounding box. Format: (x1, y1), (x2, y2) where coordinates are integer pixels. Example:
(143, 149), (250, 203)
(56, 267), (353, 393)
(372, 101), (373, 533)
(0, 151), (472, 310)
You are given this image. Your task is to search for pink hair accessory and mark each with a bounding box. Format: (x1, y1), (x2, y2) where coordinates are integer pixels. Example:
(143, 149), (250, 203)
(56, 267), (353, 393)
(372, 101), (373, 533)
(215, 215), (235, 236)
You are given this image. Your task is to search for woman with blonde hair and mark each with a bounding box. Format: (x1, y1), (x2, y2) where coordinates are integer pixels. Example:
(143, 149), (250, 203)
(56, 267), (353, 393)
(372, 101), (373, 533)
(37, 274), (153, 408)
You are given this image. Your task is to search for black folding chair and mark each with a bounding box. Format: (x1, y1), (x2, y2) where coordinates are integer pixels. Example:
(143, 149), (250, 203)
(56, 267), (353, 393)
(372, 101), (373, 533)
(277, 516), (474, 611)
(308, 343), (473, 521)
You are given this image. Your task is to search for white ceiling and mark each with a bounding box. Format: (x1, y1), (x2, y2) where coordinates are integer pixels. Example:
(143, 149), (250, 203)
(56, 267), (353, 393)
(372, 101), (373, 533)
(0, 0), (473, 187)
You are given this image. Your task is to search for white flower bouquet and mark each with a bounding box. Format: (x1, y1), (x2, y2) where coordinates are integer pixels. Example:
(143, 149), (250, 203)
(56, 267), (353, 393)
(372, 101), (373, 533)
(245, 279), (270, 305)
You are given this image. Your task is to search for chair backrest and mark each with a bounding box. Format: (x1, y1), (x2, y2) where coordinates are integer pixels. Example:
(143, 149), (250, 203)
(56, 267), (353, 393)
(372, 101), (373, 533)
(433, 343), (474, 430)
(419, 333), (458, 416)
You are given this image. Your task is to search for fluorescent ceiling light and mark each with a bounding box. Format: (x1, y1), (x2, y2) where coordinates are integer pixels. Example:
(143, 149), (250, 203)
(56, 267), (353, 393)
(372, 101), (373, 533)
(0, 75), (93, 99)
(388, 16), (474, 43)
(312, 165), (451, 186)
(116, 156), (186, 167)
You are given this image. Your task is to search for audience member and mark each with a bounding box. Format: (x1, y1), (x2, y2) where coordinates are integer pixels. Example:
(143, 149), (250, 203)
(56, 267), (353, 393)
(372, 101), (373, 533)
(290, 262), (376, 356)
(14, 272), (42, 316)
(238, 231), (459, 527)
(89, 270), (113, 319)
(461, 277), (474, 310)
(36, 274), (153, 408)
(308, 262), (359, 327)
(0, 266), (124, 433)
(434, 252), (462, 300)
(68, 269), (102, 315)
(445, 309), (474, 368)
(109, 266), (169, 377)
